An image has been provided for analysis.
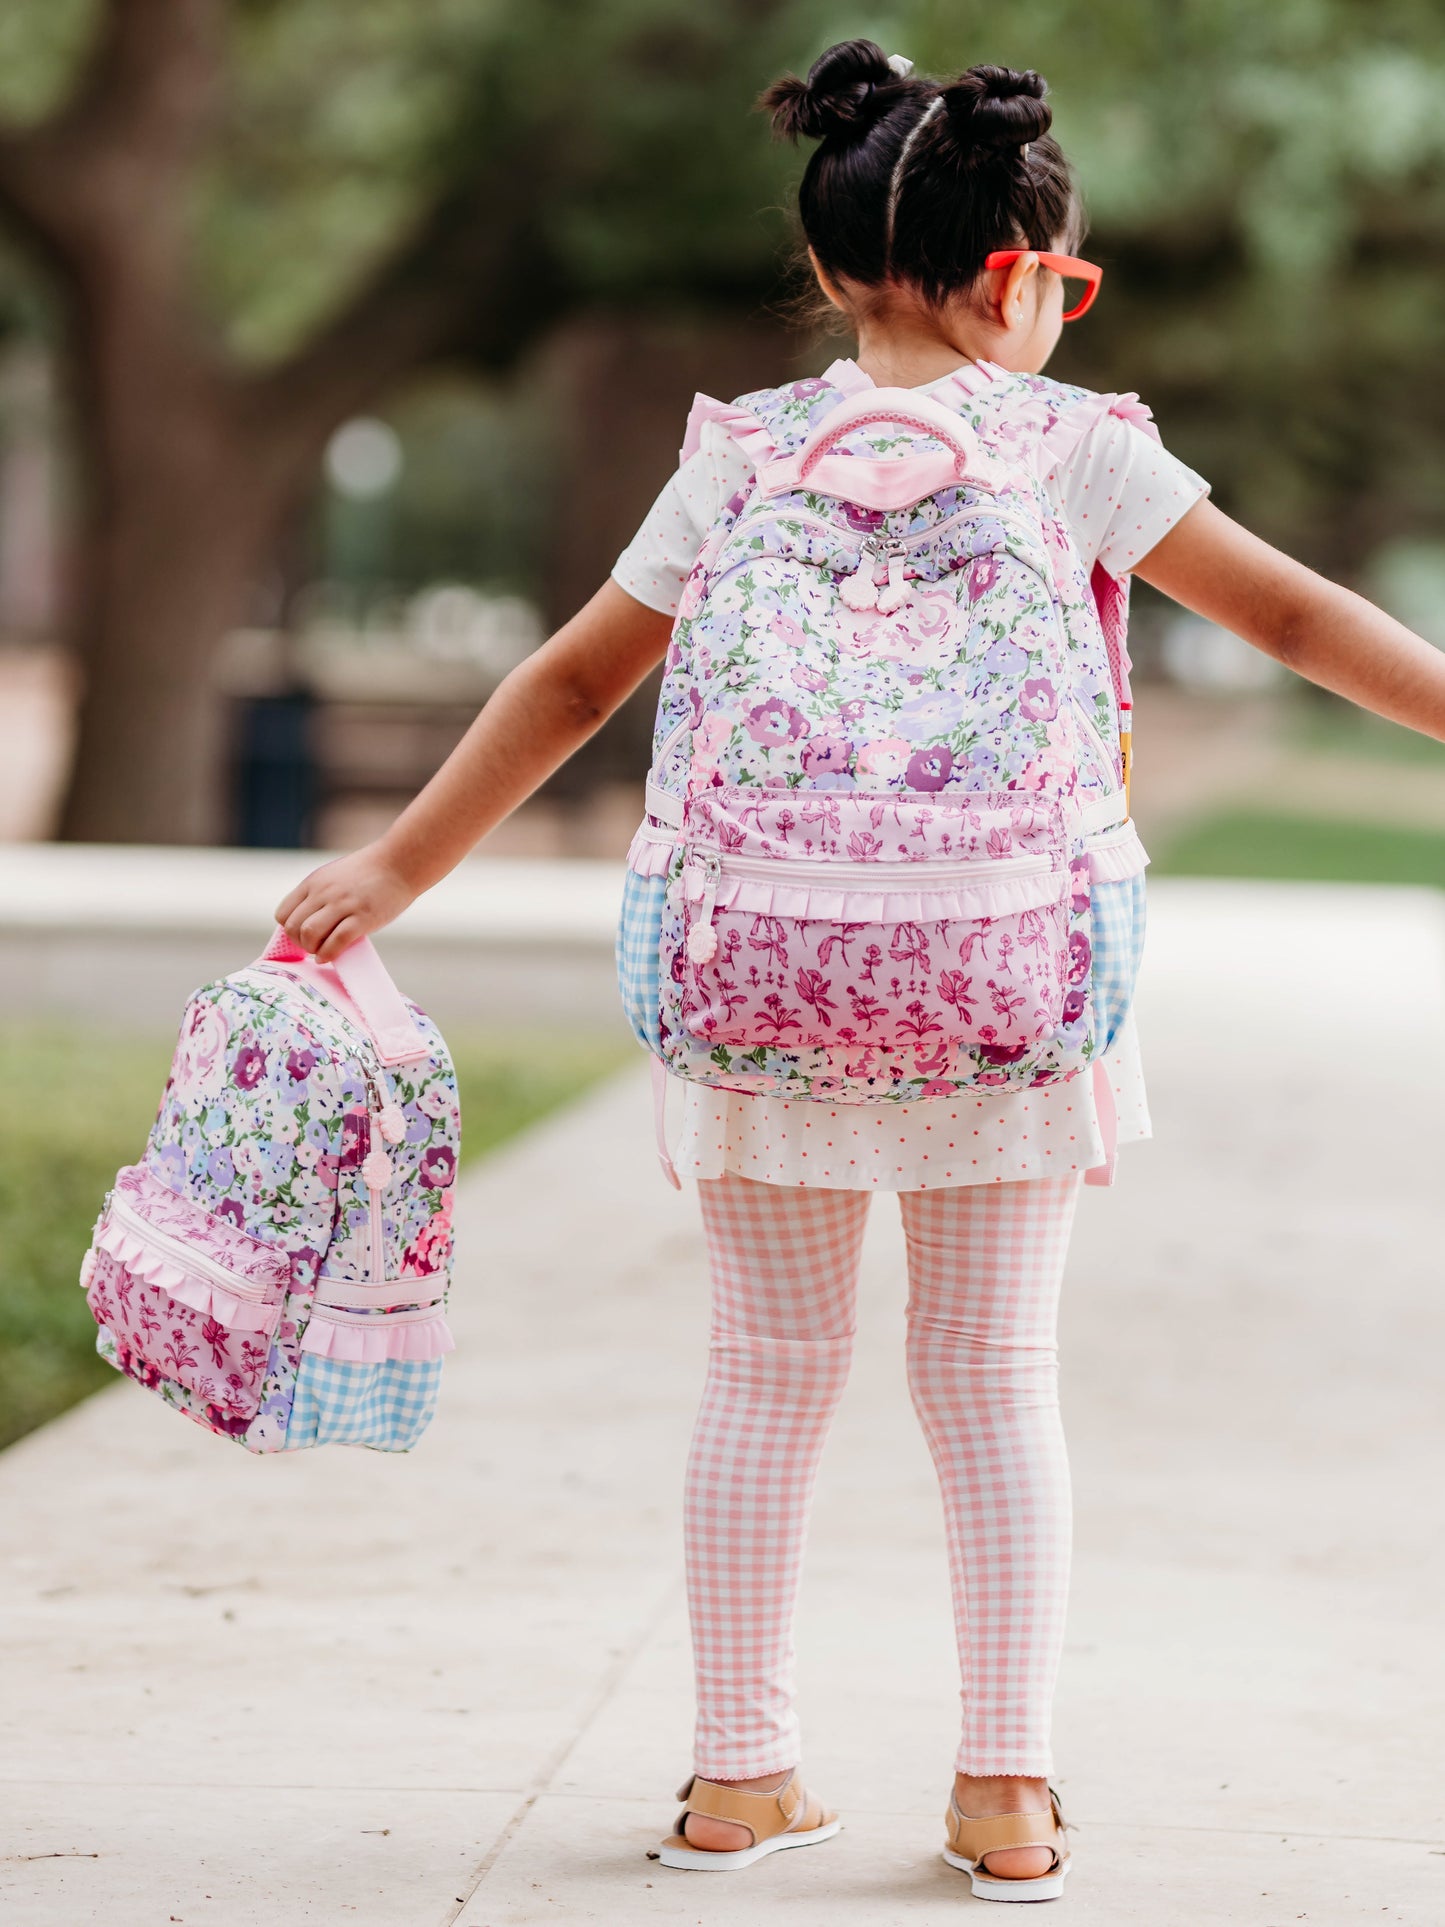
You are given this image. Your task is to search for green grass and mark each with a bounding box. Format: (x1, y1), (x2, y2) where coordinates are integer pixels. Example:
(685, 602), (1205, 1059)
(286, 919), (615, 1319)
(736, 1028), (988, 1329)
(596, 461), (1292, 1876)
(1152, 809), (1445, 887)
(0, 1024), (630, 1451)
(1288, 695), (1445, 770)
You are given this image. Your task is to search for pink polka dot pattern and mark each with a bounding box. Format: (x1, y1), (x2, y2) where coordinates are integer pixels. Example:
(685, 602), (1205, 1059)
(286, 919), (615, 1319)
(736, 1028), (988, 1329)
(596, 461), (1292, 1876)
(672, 1013), (1151, 1191)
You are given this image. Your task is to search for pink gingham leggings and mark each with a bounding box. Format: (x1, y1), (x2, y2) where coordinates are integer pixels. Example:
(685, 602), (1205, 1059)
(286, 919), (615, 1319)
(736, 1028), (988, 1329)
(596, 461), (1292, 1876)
(687, 1169), (1082, 1780)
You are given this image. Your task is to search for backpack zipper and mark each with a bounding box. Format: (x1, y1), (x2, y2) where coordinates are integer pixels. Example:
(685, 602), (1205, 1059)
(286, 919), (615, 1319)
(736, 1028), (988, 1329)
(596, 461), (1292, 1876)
(681, 843), (1057, 956)
(107, 1191), (284, 1307)
(711, 501), (1040, 589)
(700, 846), (1053, 888)
(234, 968), (409, 1288)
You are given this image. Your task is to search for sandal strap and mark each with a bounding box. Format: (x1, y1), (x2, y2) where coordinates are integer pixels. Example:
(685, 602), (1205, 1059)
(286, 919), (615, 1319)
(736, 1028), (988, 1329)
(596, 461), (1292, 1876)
(673, 1770), (809, 1847)
(947, 1789), (1065, 1865)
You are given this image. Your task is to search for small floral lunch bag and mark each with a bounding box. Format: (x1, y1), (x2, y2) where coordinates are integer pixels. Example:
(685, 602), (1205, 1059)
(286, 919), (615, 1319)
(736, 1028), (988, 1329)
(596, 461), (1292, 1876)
(79, 929), (460, 1453)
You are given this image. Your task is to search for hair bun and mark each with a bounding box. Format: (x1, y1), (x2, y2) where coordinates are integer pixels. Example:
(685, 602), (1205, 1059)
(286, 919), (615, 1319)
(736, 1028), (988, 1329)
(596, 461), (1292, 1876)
(761, 38), (897, 144)
(942, 64), (1052, 151)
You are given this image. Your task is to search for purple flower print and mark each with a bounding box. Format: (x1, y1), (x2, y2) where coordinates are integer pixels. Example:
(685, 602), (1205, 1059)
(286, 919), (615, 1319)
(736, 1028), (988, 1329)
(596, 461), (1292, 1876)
(978, 1041), (1030, 1068)
(1019, 677), (1058, 723)
(841, 503), (887, 534)
(1061, 988), (1087, 1025)
(801, 736), (851, 776)
(216, 1198), (246, 1230)
(338, 1109), (369, 1170)
(895, 692), (955, 734)
(906, 744), (954, 791)
(418, 1144), (456, 1189)
(791, 664), (828, 694)
(207, 1147), (236, 1190)
(286, 1046), (319, 1084)
(746, 698), (810, 747)
(1067, 930), (1093, 985)
(968, 553), (1001, 601)
(289, 1246), (321, 1287)
(233, 1043), (267, 1091)
(982, 638), (1028, 677)
(152, 1143), (186, 1190)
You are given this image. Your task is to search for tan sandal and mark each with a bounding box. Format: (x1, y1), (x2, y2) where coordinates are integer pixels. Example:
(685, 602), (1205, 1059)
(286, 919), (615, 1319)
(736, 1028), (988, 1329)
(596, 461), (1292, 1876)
(943, 1787), (1071, 1903)
(655, 1768), (841, 1871)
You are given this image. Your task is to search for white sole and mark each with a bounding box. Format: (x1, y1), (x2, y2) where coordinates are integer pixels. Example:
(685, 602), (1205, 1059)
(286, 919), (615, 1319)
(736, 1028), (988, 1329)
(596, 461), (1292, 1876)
(657, 1818), (842, 1871)
(942, 1846), (1070, 1902)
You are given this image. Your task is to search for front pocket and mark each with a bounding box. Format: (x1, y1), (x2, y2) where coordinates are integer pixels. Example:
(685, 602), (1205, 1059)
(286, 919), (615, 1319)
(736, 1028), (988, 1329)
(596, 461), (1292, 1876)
(82, 1163), (292, 1438)
(675, 789), (1072, 1055)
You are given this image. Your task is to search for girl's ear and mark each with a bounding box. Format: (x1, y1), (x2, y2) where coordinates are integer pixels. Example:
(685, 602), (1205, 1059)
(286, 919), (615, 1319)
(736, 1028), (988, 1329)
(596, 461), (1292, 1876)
(808, 247), (847, 312)
(990, 251), (1041, 332)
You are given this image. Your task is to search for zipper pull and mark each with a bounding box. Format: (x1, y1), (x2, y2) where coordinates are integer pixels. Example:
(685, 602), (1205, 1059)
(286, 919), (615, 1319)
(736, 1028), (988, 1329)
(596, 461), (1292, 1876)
(362, 1144), (394, 1189)
(685, 851), (721, 964)
(875, 553), (911, 614)
(839, 552), (881, 612)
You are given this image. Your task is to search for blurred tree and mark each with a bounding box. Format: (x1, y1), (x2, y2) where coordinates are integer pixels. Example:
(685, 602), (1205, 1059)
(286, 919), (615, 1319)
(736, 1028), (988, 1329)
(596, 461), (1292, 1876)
(0, 0), (1442, 840)
(0, 0), (822, 842)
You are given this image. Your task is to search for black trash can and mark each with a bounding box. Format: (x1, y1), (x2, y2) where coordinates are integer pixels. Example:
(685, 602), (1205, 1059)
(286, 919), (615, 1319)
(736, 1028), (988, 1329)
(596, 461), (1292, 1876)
(232, 690), (318, 848)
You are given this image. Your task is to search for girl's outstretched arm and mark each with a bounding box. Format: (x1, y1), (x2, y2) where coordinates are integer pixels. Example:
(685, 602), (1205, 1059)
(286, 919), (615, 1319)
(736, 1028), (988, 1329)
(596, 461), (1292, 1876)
(275, 580), (673, 959)
(1135, 498), (1445, 739)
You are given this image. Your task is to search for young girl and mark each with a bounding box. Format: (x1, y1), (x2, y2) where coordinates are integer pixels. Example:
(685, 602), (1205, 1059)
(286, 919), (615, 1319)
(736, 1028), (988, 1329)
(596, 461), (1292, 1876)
(278, 42), (1445, 1902)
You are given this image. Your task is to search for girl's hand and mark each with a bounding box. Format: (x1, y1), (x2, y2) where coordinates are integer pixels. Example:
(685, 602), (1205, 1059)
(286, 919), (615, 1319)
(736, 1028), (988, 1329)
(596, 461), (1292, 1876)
(275, 845), (416, 962)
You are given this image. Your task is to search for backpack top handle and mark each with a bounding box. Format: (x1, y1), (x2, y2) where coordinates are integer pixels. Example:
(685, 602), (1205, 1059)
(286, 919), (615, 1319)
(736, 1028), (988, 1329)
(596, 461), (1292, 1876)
(756, 387), (1008, 511)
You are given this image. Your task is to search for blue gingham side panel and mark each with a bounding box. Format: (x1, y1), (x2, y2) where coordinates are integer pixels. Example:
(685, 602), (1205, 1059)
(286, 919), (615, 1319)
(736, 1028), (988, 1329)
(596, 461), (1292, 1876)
(284, 1357), (442, 1453)
(1090, 875), (1146, 1054)
(616, 869), (667, 1055)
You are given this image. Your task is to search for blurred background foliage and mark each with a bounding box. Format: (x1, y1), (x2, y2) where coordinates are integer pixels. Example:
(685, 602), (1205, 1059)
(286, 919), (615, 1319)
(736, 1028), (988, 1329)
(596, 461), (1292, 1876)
(1, 0), (1441, 572)
(0, 0), (1442, 847)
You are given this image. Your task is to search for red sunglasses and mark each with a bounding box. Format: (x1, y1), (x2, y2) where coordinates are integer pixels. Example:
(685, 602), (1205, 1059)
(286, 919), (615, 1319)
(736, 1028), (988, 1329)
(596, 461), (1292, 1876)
(984, 249), (1103, 321)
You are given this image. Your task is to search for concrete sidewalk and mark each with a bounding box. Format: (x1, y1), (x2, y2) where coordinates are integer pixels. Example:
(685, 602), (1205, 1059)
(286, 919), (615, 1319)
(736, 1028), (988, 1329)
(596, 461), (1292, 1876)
(3, 879), (1444, 1924)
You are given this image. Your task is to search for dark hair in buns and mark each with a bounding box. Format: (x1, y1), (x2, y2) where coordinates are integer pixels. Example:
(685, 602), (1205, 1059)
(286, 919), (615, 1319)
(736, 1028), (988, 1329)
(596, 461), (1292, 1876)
(760, 46), (1080, 309)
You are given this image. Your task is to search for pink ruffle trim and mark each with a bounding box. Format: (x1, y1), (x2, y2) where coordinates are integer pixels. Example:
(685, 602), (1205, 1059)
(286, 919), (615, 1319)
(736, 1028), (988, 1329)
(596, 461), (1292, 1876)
(93, 1219), (281, 1333)
(299, 1311), (454, 1362)
(1087, 822), (1149, 883)
(626, 825), (677, 878)
(711, 868), (1065, 924)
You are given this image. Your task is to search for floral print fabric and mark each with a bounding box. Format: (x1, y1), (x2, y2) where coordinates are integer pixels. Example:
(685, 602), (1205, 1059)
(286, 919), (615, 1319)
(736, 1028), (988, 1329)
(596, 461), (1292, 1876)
(637, 364), (1145, 1106)
(84, 963), (460, 1452)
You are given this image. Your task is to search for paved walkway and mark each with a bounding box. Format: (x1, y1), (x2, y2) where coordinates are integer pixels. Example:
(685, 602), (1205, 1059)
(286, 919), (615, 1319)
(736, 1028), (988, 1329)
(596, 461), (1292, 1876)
(4, 880), (1444, 1924)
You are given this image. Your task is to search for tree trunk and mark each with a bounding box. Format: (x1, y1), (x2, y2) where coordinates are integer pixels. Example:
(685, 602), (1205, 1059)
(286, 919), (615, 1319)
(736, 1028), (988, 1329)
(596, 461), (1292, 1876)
(56, 354), (289, 844)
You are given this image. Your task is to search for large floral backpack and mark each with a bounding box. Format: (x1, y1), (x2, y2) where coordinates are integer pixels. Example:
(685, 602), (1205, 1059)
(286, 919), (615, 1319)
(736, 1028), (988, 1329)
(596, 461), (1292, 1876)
(79, 930), (459, 1452)
(618, 357), (1150, 1184)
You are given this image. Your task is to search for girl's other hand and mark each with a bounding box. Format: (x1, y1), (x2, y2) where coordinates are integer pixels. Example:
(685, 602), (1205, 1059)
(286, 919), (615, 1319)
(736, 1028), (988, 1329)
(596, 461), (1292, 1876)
(274, 845), (416, 962)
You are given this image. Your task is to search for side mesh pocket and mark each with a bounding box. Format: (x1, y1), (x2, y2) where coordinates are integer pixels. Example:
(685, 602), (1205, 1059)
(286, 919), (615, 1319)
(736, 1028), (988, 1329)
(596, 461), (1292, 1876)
(1089, 874), (1146, 1053)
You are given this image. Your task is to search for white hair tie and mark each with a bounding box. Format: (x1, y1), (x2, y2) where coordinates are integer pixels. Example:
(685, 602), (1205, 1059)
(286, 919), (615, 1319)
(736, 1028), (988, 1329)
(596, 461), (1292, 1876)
(886, 53), (914, 78)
